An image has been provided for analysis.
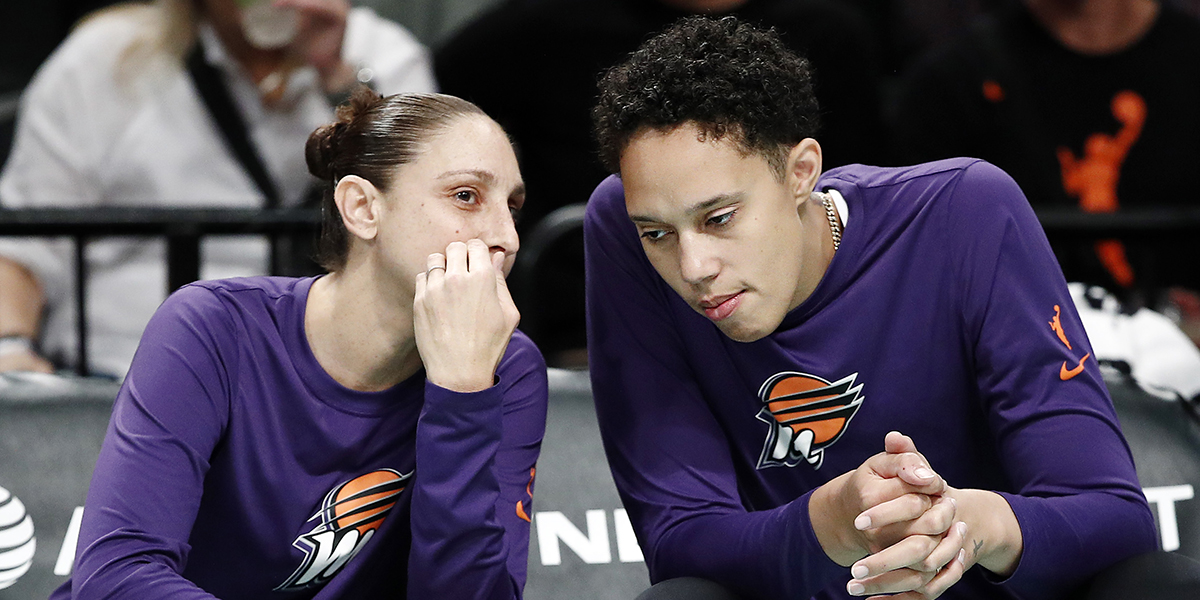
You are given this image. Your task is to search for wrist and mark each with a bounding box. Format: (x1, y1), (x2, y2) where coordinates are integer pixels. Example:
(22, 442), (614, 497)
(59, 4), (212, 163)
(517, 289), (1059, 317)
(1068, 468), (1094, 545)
(949, 488), (1023, 576)
(426, 370), (497, 394)
(810, 472), (864, 566)
(0, 335), (36, 358)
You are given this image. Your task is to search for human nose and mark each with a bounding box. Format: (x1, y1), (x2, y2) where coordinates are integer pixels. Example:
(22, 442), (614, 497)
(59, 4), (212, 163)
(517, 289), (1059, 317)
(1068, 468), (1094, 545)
(481, 203), (520, 260)
(678, 233), (718, 285)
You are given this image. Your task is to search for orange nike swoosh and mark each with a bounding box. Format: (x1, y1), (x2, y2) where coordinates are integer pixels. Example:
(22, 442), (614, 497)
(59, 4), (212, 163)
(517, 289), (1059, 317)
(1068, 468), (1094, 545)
(1059, 353), (1091, 381)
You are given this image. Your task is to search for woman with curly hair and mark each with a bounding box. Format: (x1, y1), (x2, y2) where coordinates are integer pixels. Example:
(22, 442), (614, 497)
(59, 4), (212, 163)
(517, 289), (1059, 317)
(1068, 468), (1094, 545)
(587, 16), (1160, 600)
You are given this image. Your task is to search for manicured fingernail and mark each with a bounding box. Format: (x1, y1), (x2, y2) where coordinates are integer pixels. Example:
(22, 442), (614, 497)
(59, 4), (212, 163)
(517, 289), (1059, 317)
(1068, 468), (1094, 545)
(949, 496), (957, 508)
(957, 548), (967, 565)
(854, 514), (871, 530)
(851, 564), (869, 579)
(847, 581), (865, 596)
(956, 522), (967, 537)
(914, 467), (934, 480)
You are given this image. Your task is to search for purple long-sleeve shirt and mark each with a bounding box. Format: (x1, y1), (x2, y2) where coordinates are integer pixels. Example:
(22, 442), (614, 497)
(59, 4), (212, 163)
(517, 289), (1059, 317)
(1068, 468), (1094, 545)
(584, 159), (1157, 600)
(52, 276), (547, 599)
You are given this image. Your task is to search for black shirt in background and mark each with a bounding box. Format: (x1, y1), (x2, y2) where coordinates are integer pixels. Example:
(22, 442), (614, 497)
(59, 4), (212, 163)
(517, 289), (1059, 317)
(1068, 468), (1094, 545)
(893, 3), (1200, 297)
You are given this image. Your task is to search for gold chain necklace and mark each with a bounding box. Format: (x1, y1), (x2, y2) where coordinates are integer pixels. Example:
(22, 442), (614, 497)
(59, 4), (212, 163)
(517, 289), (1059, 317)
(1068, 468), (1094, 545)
(818, 191), (842, 252)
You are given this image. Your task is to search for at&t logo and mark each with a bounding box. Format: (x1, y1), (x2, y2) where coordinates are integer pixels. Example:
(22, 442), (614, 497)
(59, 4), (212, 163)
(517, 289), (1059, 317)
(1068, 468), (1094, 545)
(0, 485), (36, 590)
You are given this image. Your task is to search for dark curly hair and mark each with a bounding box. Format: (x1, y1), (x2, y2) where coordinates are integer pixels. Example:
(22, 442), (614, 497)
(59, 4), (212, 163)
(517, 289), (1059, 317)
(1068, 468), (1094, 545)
(593, 16), (820, 179)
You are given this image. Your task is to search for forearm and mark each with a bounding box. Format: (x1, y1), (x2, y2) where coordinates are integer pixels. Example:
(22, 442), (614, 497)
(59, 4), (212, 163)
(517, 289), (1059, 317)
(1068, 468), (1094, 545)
(73, 541), (219, 600)
(643, 492), (846, 600)
(0, 257), (53, 371)
(0, 256), (45, 337)
(996, 489), (1156, 599)
(407, 382), (520, 600)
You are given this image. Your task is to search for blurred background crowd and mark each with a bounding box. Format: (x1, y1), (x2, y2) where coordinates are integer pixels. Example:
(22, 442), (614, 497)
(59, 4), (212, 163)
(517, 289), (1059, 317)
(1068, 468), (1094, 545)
(2, 0), (1200, 376)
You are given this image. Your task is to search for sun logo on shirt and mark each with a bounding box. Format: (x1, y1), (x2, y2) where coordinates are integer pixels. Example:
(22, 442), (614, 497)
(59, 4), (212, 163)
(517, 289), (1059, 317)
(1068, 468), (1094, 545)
(755, 372), (865, 470)
(275, 469), (411, 591)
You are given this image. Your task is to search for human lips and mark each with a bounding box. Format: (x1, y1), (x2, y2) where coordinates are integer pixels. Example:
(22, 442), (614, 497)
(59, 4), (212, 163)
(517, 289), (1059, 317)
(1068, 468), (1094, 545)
(699, 292), (743, 322)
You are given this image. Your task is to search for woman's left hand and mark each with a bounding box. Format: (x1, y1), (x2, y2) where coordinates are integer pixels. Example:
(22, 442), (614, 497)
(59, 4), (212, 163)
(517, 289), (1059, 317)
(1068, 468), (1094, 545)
(413, 239), (520, 393)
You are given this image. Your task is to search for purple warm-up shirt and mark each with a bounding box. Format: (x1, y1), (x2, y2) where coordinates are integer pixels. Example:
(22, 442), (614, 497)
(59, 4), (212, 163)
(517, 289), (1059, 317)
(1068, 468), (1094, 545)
(53, 276), (547, 599)
(584, 159), (1156, 600)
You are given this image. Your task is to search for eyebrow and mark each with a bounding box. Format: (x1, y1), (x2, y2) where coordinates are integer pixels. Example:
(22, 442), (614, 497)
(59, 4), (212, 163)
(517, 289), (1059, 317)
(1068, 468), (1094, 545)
(438, 168), (526, 203)
(628, 192), (744, 224)
(437, 169), (497, 184)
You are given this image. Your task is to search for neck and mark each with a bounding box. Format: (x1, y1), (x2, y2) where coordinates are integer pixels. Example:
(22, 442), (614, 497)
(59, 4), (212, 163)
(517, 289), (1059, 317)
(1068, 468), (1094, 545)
(305, 266), (424, 392)
(791, 194), (838, 310)
(1025, 0), (1159, 55)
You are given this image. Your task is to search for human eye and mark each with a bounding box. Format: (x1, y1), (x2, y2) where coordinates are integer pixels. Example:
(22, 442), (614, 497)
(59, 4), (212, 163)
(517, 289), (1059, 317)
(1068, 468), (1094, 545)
(707, 208), (736, 229)
(640, 228), (670, 243)
(454, 189), (479, 205)
(509, 205), (521, 224)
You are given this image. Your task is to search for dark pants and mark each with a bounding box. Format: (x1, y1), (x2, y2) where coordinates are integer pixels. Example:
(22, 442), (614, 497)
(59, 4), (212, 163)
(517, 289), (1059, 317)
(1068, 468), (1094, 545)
(637, 551), (1200, 600)
(1078, 550), (1200, 600)
(635, 578), (743, 600)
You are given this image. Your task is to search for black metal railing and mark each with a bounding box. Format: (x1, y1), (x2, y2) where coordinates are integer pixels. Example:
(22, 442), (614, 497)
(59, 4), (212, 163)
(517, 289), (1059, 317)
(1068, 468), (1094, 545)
(3, 206), (1200, 375)
(0, 207), (321, 375)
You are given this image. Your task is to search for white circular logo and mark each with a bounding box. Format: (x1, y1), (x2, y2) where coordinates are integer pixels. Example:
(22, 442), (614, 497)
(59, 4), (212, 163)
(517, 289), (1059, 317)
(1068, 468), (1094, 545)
(0, 485), (36, 590)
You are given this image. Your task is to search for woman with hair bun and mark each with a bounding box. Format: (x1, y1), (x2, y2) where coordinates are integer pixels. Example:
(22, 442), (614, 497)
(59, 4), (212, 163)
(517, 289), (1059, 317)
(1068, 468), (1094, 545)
(52, 90), (547, 600)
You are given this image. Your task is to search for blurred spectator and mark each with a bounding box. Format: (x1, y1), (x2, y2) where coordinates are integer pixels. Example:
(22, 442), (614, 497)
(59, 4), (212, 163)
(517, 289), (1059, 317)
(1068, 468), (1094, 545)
(0, 0), (434, 377)
(892, 0), (1200, 341)
(435, 0), (884, 365)
(1, 0), (122, 171)
(847, 0), (1000, 83)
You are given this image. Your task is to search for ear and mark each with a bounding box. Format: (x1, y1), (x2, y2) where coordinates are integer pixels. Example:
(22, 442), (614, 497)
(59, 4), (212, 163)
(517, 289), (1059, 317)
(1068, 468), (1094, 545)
(786, 138), (823, 207)
(334, 175), (381, 241)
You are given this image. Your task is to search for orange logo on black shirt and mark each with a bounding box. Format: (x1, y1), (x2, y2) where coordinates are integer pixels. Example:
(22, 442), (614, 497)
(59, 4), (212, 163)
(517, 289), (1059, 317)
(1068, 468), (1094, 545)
(756, 372), (864, 470)
(1057, 90), (1146, 288)
(276, 469), (411, 591)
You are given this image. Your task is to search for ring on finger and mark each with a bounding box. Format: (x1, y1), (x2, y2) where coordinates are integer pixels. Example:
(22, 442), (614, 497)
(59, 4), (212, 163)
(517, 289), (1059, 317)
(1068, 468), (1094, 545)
(427, 265), (446, 275)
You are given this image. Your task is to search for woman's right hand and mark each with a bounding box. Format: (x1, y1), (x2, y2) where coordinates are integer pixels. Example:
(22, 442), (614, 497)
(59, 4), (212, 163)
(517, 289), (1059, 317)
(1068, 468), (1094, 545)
(413, 239), (519, 393)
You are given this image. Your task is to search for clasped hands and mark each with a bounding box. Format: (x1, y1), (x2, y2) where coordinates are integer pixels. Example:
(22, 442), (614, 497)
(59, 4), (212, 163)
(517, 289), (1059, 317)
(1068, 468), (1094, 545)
(812, 432), (972, 599)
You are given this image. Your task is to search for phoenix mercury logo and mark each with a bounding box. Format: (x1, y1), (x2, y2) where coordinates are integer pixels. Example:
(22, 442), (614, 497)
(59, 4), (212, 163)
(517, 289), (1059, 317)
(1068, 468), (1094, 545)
(756, 371), (865, 469)
(276, 469), (410, 591)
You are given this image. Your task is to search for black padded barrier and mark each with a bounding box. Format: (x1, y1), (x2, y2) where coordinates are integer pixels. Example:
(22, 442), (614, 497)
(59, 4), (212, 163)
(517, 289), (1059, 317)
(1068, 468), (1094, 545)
(523, 368), (650, 600)
(0, 369), (650, 599)
(0, 373), (118, 598)
(1105, 372), (1200, 561)
(4, 369), (1200, 599)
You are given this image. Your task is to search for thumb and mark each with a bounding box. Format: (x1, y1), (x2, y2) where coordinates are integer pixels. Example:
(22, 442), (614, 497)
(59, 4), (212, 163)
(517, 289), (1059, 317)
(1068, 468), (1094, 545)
(493, 251), (519, 321)
(883, 432), (942, 490)
(884, 431), (918, 455)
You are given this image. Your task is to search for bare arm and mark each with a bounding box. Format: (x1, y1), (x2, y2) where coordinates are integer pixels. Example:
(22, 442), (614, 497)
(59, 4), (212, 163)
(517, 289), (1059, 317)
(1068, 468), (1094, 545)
(0, 256), (54, 373)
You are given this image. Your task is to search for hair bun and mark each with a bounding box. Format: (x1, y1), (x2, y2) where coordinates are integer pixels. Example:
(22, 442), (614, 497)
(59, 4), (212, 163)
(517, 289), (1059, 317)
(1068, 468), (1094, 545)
(307, 87), (385, 181)
(337, 86), (385, 123)
(305, 123), (340, 180)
